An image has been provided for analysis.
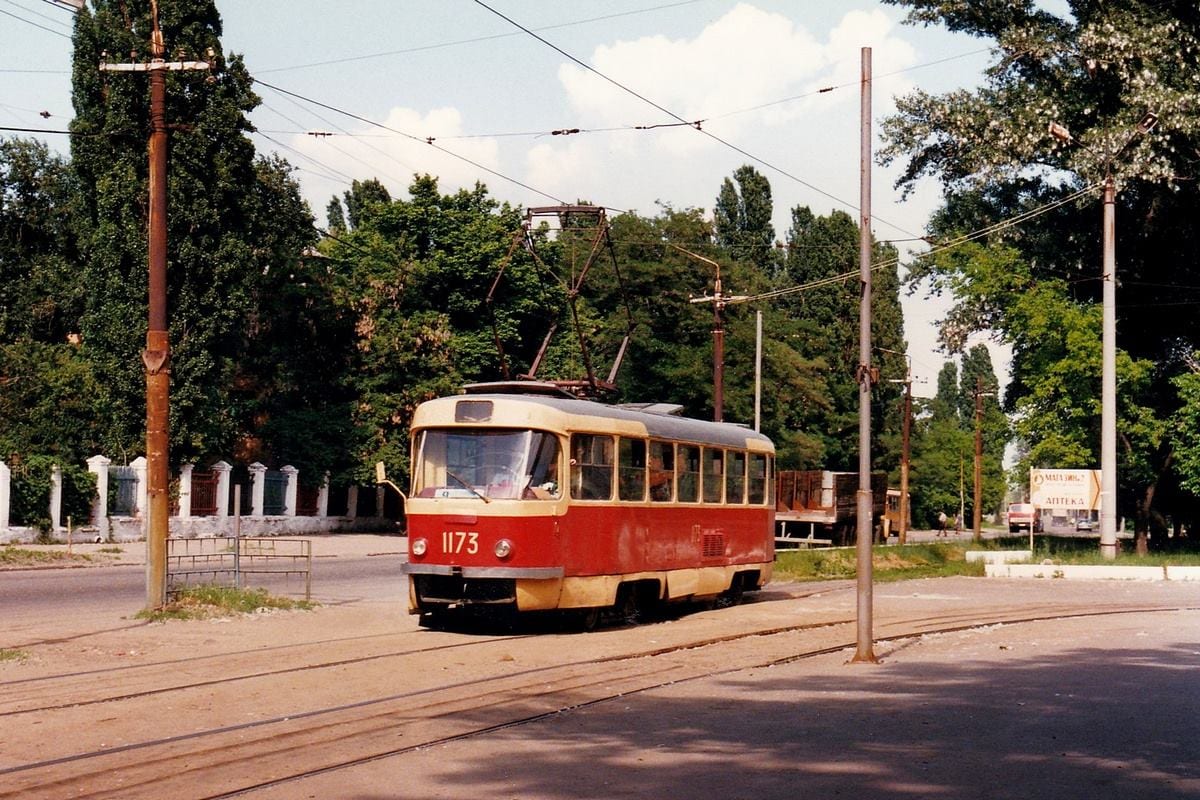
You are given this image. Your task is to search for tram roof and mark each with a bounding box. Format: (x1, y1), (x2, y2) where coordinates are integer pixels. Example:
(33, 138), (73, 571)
(417, 390), (774, 452)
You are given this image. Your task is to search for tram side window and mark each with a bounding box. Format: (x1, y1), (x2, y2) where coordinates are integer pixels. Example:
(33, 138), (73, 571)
(748, 453), (768, 504)
(726, 450), (746, 504)
(570, 434), (613, 500)
(649, 441), (674, 502)
(677, 444), (700, 502)
(702, 448), (724, 504)
(618, 438), (647, 501)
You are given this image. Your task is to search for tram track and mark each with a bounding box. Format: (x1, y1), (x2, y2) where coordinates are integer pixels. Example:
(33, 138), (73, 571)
(2, 596), (1194, 800)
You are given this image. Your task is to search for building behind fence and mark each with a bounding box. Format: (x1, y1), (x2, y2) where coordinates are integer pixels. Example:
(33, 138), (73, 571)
(0, 456), (400, 543)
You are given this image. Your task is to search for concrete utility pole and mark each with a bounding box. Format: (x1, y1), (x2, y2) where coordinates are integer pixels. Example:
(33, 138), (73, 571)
(1048, 112), (1157, 560)
(853, 46), (877, 664)
(100, 1), (209, 610)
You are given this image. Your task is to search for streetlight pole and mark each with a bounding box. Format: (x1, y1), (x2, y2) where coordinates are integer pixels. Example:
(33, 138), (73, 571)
(1048, 112), (1157, 560)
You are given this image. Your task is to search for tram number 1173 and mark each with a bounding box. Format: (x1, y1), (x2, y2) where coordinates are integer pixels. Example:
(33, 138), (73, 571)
(442, 530), (479, 554)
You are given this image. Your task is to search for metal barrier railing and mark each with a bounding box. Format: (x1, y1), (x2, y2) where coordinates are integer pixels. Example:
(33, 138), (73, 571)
(166, 536), (312, 600)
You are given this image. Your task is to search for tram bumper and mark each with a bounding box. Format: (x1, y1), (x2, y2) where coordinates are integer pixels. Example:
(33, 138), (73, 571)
(402, 563), (564, 613)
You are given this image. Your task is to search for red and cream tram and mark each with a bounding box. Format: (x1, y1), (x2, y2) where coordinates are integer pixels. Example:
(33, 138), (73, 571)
(402, 383), (775, 626)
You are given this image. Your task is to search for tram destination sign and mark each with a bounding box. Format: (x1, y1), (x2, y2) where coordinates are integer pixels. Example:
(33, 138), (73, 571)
(1029, 469), (1101, 511)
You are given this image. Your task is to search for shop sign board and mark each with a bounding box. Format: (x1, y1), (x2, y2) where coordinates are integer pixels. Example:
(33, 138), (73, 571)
(1029, 469), (1101, 511)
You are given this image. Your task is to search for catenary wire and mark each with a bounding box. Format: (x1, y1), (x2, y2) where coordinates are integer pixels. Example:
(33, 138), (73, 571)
(470, 0), (920, 238)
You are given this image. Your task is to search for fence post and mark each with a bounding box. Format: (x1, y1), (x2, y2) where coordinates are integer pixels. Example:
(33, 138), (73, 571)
(0, 459), (10, 531)
(130, 456), (148, 521)
(212, 460), (232, 517)
(178, 463), (194, 518)
(375, 485), (385, 518)
(249, 462), (267, 517)
(281, 465), (298, 516)
(317, 471), (330, 518)
(50, 464), (63, 531)
(86, 455), (111, 526)
(346, 485), (359, 520)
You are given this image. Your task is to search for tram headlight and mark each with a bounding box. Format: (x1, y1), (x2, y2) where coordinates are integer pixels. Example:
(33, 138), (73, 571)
(494, 539), (513, 559)
(410, 537), (427, 557)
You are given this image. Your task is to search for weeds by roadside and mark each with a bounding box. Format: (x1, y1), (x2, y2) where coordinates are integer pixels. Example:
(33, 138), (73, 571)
(137, 585), (315, 621)
(775, 543), (985, 582)
(0, 547), (93, 567)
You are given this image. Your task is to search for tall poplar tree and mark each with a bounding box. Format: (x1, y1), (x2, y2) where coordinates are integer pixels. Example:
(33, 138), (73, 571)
(69, 1), (317, 464)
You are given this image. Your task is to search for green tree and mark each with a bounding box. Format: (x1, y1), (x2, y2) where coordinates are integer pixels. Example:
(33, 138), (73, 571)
(70, 1), (317, 464)
(779, 207), (906, 472)
(880, 0), (1200, 549)
(713, 165), (780, 273)
(0, 139), (81, 345)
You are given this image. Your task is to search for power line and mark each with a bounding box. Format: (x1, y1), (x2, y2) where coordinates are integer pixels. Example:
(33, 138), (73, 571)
(741, 184), (1102, 304)
(252, 77), (568, 206)
(3, 0), (69, 28)
(0, 4), (69, 37)
(252, 0), (707, 75)
(470, 0), (921, 238)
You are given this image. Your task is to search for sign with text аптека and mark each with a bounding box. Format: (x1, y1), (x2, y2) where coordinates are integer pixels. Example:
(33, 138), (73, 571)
(1029, 469), (1101, 511)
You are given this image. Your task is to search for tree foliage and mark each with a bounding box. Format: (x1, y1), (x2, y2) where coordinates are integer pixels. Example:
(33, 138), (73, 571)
(881, 0), (1200, 544)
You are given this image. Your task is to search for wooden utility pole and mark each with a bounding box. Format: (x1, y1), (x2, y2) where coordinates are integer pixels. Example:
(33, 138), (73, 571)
(973, 377), (984, 543)
(683, 246), (747, 423)
(972, 377), (995, 543)
(100, 2), (208, 610)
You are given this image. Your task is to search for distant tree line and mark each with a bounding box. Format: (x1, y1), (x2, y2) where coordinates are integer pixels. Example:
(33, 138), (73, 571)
(3, 0), (1013, 530)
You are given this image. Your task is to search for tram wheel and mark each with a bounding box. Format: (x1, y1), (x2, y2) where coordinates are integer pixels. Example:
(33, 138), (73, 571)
(418, 611), (450, 631)
(717, 573), (746, 607)
(573, 607), (602, 632)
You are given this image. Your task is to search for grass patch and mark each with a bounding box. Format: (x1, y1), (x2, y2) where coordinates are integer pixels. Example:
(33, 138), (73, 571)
(97, 546), (124, 554)
(775, 543), (985, 582)
(137, 585), (315, 621)
(0, 648), (29, 663)
(775, 537), (1200, 582)
(0, 547), (93, 567)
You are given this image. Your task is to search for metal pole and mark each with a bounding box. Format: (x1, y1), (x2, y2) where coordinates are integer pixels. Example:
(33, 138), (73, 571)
(1100, 176), (1118, 559)
(973, 377), (984, 543)
(713, 281), (725, 423)
(754, 310), (762, 432)
(233, 484), (242, 590)
(853, 46), (876, 664)
(899, 377), (911, 544)
(144, 13), (170, 611)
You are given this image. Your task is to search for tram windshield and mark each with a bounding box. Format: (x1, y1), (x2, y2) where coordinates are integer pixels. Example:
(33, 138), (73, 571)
(413, 428), (562, 500)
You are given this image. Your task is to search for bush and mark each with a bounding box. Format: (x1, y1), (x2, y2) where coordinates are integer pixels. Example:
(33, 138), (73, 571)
(6, 455), (96, 528)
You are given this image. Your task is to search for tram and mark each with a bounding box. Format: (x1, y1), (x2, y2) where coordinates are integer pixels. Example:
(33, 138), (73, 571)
(401, 383), (776, 627)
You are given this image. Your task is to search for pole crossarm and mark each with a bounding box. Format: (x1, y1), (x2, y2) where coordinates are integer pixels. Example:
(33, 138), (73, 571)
(99, 60), (210, 72)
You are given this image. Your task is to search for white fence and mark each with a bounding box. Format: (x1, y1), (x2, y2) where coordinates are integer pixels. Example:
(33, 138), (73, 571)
(0, 456), (397, 544)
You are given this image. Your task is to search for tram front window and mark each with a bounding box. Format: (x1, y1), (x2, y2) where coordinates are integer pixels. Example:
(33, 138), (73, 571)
(413, 429), (562, 500)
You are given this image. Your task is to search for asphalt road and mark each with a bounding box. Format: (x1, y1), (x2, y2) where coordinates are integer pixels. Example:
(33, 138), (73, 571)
(0, 547), (409, 621)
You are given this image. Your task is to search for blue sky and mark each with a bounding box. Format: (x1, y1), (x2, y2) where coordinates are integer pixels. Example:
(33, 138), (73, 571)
(1, 0), (1017, 397)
